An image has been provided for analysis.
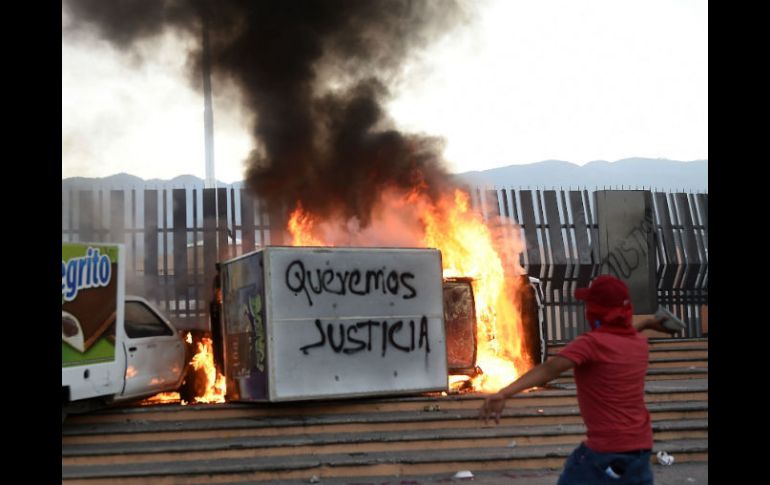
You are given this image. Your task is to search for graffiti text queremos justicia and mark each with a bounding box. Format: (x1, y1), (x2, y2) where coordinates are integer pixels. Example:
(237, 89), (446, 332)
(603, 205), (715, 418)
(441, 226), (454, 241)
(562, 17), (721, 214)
(285, 259), (417, 306)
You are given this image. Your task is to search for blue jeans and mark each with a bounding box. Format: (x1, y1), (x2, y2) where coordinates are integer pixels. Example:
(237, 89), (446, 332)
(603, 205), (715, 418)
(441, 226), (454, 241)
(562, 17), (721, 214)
(557, 442), (653, 485)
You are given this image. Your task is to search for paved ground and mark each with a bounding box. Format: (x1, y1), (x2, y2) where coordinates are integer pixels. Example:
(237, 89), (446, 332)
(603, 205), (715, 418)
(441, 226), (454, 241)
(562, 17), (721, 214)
(254, 463), (709, 485)
(261, 462), (707, 485)
(418, 463), (707, 484)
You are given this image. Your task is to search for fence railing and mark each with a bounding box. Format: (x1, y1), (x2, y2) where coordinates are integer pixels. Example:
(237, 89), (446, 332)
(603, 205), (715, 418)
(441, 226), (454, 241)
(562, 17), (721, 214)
(62, 184), (707, 342)
(471, 187), (708, 342)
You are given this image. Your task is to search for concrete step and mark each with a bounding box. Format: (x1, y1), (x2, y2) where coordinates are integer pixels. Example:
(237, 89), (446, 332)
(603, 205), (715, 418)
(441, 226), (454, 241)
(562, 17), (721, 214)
(62, 418), (708, 466)
(247, 461), (709, 485)
(645, 349), (707, 359)
(552, 366), (708, 384)
(62, 400), (707, 446)
(645, 357), (707, 369)
(548, 343), (708, 364)
(66, 379), (707, 426)
(546, 355), (708, 370)
(61, 438), (708, 484)
(646, 338), (708, 348)
(549, 350), (708, 362)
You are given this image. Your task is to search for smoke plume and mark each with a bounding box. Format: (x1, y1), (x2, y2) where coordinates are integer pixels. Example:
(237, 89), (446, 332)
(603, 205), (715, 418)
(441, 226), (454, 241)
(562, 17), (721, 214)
(64, 0), (470, 227)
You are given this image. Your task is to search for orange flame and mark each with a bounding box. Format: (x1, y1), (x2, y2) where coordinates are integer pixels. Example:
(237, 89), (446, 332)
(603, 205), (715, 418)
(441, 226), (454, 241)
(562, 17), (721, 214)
(191, 337), (227, 403)
(288, 202), (328, 246)
(140, 392), (181, 405)
(422, 189), (532, 391)
(285, 186), (533, 393)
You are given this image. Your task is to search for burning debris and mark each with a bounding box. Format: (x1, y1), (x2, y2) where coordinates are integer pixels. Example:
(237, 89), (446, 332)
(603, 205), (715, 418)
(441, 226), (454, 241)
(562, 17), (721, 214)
(140, 392), (183, 406)
(190, 337), (227, 403)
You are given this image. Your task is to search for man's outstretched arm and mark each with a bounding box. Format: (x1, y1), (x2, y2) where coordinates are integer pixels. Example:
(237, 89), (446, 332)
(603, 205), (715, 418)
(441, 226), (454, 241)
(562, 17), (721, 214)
(478, 355), (574, 425)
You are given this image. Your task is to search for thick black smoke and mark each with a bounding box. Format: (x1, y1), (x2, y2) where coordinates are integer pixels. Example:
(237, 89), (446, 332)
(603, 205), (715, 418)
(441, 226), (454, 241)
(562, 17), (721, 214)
(64, 0), (469, 226)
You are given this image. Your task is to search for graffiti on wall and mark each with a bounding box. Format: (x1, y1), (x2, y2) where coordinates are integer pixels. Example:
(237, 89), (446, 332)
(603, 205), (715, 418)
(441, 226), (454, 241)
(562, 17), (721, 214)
(598, 209), (654, 279)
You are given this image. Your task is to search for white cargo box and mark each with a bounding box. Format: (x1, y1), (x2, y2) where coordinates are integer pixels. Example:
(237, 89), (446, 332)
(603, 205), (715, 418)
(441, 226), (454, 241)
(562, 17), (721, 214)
(219, 246), (448, 402)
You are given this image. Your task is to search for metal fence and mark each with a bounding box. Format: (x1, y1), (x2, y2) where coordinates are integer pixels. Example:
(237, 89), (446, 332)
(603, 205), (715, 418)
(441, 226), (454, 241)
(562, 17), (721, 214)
(62, 186), (278, 330)
(62, 184), (707, 342)
(470, 187), (708, 342)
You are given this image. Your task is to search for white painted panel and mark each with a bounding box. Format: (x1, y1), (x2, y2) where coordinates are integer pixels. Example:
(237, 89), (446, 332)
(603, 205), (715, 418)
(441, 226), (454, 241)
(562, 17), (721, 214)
(266, 247), (444, 319)
(269, 316), (447, 401)
(264, 247), (447, 401)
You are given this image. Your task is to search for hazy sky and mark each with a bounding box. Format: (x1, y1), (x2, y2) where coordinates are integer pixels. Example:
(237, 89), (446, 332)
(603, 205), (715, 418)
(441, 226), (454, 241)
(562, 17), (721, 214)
(62, 0), (708, 183)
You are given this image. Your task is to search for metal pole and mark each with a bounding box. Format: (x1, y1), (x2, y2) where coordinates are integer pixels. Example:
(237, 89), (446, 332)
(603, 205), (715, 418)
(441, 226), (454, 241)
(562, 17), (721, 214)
(201, 8), (215, 190)
(199, 2), (221, 259)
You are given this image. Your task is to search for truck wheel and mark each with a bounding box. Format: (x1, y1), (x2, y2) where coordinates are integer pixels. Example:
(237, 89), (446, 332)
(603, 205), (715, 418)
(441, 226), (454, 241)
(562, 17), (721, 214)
(179, 369), (197, 403)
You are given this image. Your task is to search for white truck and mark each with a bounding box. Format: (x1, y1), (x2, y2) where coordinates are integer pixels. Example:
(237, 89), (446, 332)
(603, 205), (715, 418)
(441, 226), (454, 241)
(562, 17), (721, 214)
(62, 242), (191, 419)
(217, 246), (449, 402)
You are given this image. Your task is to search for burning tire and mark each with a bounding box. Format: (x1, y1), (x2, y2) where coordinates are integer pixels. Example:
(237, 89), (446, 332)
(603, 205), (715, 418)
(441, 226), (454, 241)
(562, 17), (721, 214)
(178, 368), (197, 403)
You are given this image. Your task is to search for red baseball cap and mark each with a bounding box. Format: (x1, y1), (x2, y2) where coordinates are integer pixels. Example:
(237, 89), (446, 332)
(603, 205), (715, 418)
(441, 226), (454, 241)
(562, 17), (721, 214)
(575, 275), (631, 308)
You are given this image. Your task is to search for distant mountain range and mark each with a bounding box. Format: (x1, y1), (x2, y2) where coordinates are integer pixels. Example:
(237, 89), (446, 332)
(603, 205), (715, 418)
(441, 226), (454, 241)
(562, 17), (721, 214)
(62, 158), (707, 193)
(61, 173), (241, 189)
(451, 158), (707, 192)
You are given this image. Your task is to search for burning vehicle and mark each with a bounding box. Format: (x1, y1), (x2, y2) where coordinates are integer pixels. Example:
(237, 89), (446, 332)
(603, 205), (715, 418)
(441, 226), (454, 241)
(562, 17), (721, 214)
(205, 246), (545, 402)
(444, 275), (545, 392)
(62, 242), (195, 419)
(215, 246), (447, 402)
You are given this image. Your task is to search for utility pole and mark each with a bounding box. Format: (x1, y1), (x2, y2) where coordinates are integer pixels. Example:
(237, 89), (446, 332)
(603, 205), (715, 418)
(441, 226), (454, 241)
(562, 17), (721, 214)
(199, 1), (224, 263)
(201, 6), (215, 189)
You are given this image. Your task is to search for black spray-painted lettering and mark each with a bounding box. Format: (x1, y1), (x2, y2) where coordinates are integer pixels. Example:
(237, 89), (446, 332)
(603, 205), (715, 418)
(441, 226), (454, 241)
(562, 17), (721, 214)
(299, 316), (430, 356)
(599, 211), (654, 279)
(285, 260), (417, 306)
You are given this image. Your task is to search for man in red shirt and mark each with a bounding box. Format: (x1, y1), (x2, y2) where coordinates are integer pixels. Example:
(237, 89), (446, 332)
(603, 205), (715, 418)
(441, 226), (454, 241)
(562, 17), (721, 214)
(479, 275), (669, 484)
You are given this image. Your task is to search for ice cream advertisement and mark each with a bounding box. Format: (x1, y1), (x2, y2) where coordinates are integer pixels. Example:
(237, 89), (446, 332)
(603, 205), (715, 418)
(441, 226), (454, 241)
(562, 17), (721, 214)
(62, 243), (119, 366)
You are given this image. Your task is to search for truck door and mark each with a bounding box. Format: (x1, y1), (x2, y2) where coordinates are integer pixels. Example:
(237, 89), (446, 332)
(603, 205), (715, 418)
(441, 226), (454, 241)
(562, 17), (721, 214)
(121, 300), (185, 400)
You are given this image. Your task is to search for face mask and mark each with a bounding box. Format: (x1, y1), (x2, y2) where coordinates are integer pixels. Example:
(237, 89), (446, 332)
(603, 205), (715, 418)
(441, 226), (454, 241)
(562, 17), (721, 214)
(587, 309), (603, 330)
(586, 303), (633, 330)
